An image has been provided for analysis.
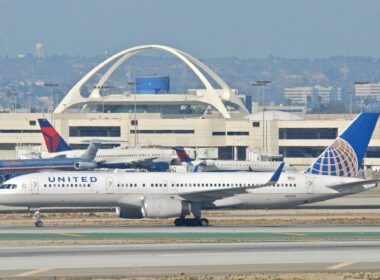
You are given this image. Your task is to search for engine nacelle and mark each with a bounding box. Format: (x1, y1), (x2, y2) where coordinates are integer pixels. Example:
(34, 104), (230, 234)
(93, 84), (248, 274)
(141, 198), (191, 219)
(74, 161), (97, 170)
(116, 206), (144, 219)
(203, 159), (215, 167)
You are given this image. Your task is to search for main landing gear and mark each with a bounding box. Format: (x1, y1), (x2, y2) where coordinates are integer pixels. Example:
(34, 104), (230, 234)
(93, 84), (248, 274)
(174, 217), (209, 227)
(174, 203), (209, 226)
(31, 208), (43, 227)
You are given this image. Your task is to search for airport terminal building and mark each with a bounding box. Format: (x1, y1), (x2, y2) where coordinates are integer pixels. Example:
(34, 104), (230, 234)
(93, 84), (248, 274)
(1, 45), (380, 171)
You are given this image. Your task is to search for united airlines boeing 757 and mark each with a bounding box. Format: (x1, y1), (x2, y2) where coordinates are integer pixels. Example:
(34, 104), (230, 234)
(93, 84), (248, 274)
(0, 113), (379, 227)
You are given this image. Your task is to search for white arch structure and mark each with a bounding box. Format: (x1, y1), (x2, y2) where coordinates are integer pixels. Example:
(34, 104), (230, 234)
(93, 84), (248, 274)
(54, 44), (248, 118)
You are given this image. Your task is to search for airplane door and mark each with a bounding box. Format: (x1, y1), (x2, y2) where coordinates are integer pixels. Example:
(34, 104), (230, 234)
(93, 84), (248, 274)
(106, 177), (114, 194)
(31, 177), (39, 194)
(305, 177), (314, 194)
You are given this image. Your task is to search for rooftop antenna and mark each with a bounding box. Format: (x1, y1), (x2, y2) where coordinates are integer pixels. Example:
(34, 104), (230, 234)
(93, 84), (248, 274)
(3, 36), (9, 58)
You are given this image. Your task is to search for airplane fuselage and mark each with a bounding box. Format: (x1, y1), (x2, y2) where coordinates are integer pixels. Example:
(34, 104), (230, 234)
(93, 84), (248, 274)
(200, 160), (293, 172)
(0, 158), (84, 173)
(41, 148), (193, 171)
(0, 171), (372, 210)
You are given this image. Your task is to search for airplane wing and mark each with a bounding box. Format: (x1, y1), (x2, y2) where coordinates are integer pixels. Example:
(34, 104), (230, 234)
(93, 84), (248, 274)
(327, 179), (379, 192)
(177, 162), (284, 202)
(101, 157), (160, 165)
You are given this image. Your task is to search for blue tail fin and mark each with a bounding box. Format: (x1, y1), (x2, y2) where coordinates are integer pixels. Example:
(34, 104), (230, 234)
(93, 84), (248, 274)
(38, 119), (72, 153)
(304, 112), (379, 177)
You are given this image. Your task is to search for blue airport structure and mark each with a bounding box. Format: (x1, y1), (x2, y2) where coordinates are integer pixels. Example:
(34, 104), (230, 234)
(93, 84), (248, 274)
(136, 76), (170, 94)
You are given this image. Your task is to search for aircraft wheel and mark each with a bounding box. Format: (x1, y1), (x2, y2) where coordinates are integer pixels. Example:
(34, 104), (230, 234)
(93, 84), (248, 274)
(200, 218), (209, 226)
(35, 220), (43, 227)
(184, 218), (201, 227)
(174, 218), (186, 226)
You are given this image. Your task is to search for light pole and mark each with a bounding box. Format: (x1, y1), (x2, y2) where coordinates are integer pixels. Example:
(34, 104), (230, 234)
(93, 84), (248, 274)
(251, 80), (271, 154)
(44, 83), (58, 112)
(251, 80), (271, 111)
(128, 81), (140, 147)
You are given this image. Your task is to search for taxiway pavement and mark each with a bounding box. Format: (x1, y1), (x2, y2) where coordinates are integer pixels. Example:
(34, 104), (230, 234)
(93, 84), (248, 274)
(0, 241), (380, 277)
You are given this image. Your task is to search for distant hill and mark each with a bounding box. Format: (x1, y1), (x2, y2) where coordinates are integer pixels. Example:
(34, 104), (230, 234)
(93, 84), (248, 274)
(1, 54), (380, 107)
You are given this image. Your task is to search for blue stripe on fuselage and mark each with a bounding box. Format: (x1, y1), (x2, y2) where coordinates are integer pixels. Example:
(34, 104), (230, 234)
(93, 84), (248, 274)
(0, 158), (81, 173)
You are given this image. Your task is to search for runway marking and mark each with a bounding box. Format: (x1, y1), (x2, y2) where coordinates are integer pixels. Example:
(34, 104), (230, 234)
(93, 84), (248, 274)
(327, 261), (355, 270)
(55, 233), (83, 237)
(14, 268), (50, 277)
(274, 232), (306, 236)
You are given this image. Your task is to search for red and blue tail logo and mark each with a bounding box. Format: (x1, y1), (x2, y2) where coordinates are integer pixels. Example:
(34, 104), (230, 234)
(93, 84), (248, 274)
(304, 112), (379, 177)
(172, 146), (193, 163)
(38, 119), (72, 153)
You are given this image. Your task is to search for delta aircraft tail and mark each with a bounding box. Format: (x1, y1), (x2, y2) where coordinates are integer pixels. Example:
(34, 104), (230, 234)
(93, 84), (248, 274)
(304, 112), (379, 177)
(38, 119), (72, 153)
(172, 146), (194, 164)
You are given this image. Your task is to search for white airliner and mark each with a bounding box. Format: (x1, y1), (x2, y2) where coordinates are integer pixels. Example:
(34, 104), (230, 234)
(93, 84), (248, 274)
(37, 119), (194, 171)
(0, 113), (379, 227)
(172, 146), (295, 172)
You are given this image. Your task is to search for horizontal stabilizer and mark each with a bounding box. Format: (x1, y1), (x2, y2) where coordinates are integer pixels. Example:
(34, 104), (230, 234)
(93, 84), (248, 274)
(327, 179), (379, 192)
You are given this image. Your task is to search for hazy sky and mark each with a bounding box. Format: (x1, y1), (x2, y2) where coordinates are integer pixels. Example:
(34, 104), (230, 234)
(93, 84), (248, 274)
(1, 0), (380, 58)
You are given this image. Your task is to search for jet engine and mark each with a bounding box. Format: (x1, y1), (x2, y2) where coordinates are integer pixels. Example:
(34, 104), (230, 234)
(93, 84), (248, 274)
(74, 161), (98, 170)
(202, 159), (215, 166)
(141, 198), (191, 218)
(116, 206), (144, 219)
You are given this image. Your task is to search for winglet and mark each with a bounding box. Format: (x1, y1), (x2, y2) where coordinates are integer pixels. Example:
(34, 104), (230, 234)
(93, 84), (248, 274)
(268, 162), (284, 184)
(192, 165), (199, 172)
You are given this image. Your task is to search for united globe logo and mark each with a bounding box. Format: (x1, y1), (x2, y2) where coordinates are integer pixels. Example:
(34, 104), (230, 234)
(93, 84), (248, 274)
(305, 138), (358, 177)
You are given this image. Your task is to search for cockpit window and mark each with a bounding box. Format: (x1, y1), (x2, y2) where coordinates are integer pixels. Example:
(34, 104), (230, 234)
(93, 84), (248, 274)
(0, 184), (17, 190)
